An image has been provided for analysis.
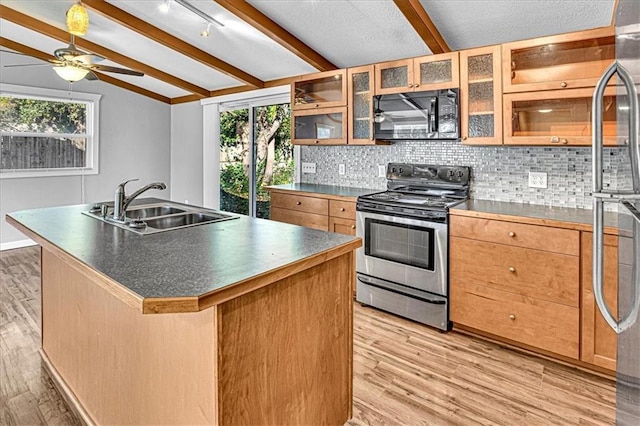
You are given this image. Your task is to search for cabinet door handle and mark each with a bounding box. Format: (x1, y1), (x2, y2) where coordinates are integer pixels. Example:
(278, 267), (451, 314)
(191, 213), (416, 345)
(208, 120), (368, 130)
(351, 225), (356, 229)
(509, 231), (516, 237)
(509, 314), (516, 321)
(550, 136), (559, 143)
(408, 84), (413, 88)
(315, 140), (319, 144)
(340, 207), (345, 212)
(560, 138), (568, 145)
(560, 82), (567, 88)
(296, 201), (302, 205)
(414, 83), (420, 88)
(509, 267), (516, 273)
(315, 103), (320, 107)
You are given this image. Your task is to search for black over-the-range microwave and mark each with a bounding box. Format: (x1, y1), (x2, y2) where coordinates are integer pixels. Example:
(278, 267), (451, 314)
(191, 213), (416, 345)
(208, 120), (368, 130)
(372, 89), (459, 141)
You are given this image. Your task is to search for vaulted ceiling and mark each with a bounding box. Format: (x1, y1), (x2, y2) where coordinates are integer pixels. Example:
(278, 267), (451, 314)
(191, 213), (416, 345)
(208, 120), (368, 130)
(0, 0), (615, 104)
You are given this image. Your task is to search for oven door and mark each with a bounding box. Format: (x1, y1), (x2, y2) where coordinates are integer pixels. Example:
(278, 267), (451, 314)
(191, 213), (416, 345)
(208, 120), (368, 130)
(356, 209), (447, 296)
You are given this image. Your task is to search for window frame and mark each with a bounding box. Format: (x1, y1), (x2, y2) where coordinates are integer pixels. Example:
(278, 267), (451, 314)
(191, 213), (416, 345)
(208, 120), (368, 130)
(0, 83), (101, 179)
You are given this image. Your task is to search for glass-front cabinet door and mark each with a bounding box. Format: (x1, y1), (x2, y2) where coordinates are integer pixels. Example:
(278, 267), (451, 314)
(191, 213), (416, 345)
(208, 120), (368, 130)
(374, 59), (413, 95)
(503, 27), (615, 93)
(347, 65), (375, 145)
(292, 70), (347, 110)
(414, 52), (459, 90)
(504, 87), (619, 146)
(292, 107), (347, 145)
(460, 45), (502, 145)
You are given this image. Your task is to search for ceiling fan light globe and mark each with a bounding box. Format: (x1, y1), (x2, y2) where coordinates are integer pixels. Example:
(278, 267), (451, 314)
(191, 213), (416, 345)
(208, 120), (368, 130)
(53, 65), (89, 82)
(66, 2), (89, 36)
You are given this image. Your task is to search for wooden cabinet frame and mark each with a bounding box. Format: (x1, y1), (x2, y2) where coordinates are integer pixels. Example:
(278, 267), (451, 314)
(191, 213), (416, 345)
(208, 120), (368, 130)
(460, 45), (503, 145)
(347, 65), (375, 145)
(502, 27), (615, 93)
(291, 69), (347, 110)
(292, 106), (348, 145)
(374, 53), (459, 95)
(503, 86), (619, 146)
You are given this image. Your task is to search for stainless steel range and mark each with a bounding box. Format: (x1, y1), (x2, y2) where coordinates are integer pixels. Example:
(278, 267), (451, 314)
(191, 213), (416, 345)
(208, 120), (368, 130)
(355, 163), (470, 331)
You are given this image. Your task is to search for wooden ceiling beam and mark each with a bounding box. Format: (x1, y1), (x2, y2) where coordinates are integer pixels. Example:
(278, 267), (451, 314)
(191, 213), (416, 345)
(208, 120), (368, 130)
(393, 0), (450, 54)
(0, 5), (208, 98)
(213, 0), (337, 72)
(82, 0), (264, 88)
(0, 37), (171, 103)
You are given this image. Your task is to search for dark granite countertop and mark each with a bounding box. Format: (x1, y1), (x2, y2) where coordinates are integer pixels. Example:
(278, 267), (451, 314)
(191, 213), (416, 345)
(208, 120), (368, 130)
(266, 183), (376, 199)
(7, 198), (360, 303)
(452, 199), (623, 233)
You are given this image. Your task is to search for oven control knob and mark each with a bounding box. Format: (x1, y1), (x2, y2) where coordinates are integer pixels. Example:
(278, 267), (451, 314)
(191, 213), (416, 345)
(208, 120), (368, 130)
(391, 167), (396, 173)
(456, 171), (464, 178)
(399, 168), (403, 173)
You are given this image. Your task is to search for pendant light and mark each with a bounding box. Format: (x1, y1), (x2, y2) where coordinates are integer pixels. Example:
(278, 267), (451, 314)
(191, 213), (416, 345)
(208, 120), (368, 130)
(66, 2), (89, 36)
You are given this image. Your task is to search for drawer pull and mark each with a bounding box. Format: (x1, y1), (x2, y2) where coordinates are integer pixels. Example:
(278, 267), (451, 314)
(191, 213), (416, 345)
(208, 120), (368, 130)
(340, 207), (345, 212)
(351, 225), (356, 229)
(560, 82), (567, 88)
(509, 231), (516, 237)
(509, 266), (516, 273)
(509, 314), (516, 321)
(296, 201), (302, 205)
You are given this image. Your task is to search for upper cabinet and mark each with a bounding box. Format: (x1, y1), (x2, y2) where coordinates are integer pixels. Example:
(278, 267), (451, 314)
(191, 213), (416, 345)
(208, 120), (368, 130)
(374, 52), (459, 95)
(502, 27), (615, 93)
(347, 65), (376, 145)
(292, 70), (347, 110)
(460, 45), (502, 145)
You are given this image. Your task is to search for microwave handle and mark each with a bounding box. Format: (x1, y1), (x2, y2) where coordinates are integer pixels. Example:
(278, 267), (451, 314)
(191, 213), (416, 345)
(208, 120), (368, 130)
(430, 97), (438, 133)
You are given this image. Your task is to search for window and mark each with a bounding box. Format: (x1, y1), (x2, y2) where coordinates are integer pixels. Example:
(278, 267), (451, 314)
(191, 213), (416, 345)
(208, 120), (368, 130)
(0, 84), (101, 178)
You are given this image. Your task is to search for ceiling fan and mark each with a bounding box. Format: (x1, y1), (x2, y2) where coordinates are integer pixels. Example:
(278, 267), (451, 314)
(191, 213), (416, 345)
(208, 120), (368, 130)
(1, 2), (144, 82)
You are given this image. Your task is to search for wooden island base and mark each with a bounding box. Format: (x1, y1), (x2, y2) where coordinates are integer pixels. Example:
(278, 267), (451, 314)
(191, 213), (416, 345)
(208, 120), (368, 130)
(40, 247), (353, 425)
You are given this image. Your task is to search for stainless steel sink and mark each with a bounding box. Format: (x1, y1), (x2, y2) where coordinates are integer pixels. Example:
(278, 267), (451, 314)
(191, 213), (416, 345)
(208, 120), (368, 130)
(82, 202), (238, 234)
(126, 205), (187, 219)
(145, 212), (231, 229)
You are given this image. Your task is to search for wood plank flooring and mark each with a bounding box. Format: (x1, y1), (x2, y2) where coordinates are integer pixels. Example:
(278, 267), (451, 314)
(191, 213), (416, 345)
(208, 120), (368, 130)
(1, 246), (615, 425)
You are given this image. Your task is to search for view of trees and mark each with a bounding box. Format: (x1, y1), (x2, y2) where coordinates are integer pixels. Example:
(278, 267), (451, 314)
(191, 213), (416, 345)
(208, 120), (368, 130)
(219, 104), (293, 217)
(0, 96), (88, 170)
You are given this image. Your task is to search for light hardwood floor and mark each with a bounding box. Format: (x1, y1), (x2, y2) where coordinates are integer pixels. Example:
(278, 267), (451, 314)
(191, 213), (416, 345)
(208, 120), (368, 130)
(1, 246), (615, 425)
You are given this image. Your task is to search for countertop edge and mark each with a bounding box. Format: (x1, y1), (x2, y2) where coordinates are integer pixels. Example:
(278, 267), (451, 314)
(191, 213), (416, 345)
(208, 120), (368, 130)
(449, 205), (620, 235)
(268, 187), (358, 202)
(7, 215), (145, 311)
(142, 238), (363, 314)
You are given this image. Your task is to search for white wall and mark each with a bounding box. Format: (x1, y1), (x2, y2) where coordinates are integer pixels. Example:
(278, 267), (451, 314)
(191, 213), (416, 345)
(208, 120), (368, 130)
(1, 53), (171, 245)
(170, 101), (203, 206)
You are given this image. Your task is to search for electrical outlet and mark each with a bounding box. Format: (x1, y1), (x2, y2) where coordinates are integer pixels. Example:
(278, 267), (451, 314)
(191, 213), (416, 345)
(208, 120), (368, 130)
(301, 162), (316, 174)
(338, 164), (345, 175)
(528, 171), (548, 189)
(378, 165), (386, 178)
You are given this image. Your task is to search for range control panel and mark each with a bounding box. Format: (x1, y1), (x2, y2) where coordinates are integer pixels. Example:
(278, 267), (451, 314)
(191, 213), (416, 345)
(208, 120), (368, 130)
(386, 163), (470, 186)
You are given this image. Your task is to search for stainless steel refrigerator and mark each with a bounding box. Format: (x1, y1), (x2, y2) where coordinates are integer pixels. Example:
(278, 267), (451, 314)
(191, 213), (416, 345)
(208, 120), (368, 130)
(592, 0), (640, 424)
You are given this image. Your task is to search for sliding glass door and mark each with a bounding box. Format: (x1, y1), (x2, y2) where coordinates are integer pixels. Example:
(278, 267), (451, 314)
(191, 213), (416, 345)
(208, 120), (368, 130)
(219, 102), (293, 218)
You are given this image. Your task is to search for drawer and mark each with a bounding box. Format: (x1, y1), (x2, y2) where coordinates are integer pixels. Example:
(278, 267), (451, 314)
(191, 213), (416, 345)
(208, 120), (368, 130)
(451, 282), (579, 359)
(270, 207), (328, 231)
(450, 215), (579, 255)
(450, 237), (579, 306)
(329, 217), (356, 236)
(270, 192), (328, 215)
(329, 200), (356, 219)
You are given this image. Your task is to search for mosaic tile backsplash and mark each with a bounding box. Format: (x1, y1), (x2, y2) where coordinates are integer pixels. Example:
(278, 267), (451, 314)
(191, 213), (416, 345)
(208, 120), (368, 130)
(299, 141), (631, 211)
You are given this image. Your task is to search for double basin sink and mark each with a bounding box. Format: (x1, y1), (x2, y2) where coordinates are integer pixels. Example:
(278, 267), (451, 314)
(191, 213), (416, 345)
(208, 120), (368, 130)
(83, 201), (238, 235)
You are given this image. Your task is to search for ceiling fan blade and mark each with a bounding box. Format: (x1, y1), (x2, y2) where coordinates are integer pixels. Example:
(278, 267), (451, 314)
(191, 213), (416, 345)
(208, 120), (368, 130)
(3, 63), (52, 68)
(74, 54), (105, 65)
(85, 71), (100, 81)
(89, 64), (144, 76)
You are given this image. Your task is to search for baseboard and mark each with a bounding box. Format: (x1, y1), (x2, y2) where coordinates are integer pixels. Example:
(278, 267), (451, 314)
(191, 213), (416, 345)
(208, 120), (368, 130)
(39, 349), (95, 426)
(0, 239), (36, 251)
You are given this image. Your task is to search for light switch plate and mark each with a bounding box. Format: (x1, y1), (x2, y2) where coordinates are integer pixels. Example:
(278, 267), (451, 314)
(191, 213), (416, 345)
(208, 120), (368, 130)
(338, 164), (345, 175)
(529, 171), (548, 188)
(301, 162), (316, 174)
(378, 165), (386, 178)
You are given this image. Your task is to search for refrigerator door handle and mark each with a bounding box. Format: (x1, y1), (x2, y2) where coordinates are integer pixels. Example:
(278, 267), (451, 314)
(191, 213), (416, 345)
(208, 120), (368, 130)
(592, 61), (640, 334)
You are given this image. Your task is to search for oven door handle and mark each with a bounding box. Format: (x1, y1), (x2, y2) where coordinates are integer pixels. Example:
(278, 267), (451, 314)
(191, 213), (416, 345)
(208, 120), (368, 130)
(357, 275), (446, 305)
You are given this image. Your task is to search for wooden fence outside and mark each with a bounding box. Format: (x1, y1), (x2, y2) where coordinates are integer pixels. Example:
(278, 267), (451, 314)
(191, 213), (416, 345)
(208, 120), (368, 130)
(0, 136), (86, 170)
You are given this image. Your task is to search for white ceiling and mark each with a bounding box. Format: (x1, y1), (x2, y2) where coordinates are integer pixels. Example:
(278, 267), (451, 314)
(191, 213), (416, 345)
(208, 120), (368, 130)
(0, 0), (616, 102)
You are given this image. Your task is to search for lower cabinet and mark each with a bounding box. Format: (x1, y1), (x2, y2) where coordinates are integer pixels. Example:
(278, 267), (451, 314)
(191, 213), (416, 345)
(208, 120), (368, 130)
(450, 213), (619, 373)
(269, 191), (356, 235)
(450, 215), (580, 359)
(581, 232), (618, 371)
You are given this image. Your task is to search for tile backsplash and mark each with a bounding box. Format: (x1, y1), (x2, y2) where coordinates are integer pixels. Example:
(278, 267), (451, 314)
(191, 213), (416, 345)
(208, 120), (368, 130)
(299, 141), (631, 211)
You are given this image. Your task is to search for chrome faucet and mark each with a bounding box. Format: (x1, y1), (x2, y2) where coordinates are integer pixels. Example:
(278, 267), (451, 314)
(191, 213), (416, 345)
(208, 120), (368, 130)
(113, 179), (167, 221)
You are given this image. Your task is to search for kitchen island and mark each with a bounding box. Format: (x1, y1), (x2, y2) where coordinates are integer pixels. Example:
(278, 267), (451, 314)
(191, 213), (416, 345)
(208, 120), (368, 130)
(6, 198), (361, 425)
